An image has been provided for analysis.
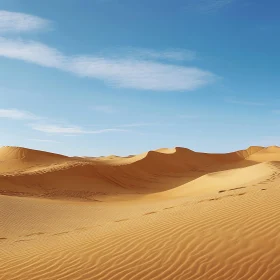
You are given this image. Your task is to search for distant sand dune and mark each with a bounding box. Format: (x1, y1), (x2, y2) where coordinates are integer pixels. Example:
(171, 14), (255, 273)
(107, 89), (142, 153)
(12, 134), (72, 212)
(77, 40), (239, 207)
(1, 145), (280, 279)
(0, 145), (269, 200)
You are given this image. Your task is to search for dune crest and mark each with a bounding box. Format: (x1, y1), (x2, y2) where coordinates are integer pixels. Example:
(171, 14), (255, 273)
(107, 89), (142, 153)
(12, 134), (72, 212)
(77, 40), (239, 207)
(0, 145), (275, 200)
(0, 146), (68, 174)
(0, 146), (67, 162)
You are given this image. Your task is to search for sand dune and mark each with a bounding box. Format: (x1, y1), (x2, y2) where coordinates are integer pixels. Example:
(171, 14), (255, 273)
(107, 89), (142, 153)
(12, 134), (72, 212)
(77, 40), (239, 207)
(1, 145), (280, 279)
(0, 146), (68, 173)
(0, 145), (264, 199)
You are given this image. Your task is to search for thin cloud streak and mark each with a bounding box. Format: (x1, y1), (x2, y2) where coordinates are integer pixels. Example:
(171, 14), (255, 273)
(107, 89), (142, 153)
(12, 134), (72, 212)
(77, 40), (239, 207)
(0, 10), (50, 33)
(0, 37), (216, 91)
(0, 108), (39, 120)
(225, 97), (266, 106)
(30, 123), (129, 134)
(119, 47), (196, 62)
(28, 138), (61, 143)
(0, 108), (162, 135)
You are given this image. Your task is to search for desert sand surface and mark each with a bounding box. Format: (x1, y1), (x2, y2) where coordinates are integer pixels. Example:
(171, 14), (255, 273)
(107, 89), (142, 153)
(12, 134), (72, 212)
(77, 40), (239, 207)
(1, 145), (280, 280)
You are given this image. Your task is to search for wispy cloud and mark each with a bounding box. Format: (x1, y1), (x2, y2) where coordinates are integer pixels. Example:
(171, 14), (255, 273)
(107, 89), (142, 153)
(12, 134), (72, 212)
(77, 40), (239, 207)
(91, 105), (116, 113)
(28, 138), (61, 143)
(185, 0), (234, 13)
(0, 10), (50, 33)
(0, 108), (149, 135)
(225, 97), (266, 106)
(115, 47), (196, 62)
(0, 37), (64, 68)
(0, 108), (38, 120)
(72, 56), (214, 91)
(29, 123), (129, 134)
(0, 37), (215, 91)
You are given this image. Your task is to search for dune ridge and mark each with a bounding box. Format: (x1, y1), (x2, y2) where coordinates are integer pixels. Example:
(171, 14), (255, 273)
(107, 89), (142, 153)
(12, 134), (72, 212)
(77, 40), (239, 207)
(0, 145), (268, 200)
(1, 145), (280, 279)
(0, 146), (67, 161)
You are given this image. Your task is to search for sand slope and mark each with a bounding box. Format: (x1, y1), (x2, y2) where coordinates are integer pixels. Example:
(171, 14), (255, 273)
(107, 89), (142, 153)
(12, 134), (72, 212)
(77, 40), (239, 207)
(1, 145), (280, 279)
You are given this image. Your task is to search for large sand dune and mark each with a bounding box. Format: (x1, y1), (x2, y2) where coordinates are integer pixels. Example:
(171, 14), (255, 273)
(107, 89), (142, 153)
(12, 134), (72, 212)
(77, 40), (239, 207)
(1, 145), (280, 279)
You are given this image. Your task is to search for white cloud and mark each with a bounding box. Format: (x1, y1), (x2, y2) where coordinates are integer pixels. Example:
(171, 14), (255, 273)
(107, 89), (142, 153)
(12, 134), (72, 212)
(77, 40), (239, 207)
(31, 124), (83, 134)
(72, 57), (214, 91)
(0, 10), (50, 33)
(30, 123), (128, 134)
(0, 37), (216, 91)
(0, 108), (38, 120)
(0, 37), (64, 68)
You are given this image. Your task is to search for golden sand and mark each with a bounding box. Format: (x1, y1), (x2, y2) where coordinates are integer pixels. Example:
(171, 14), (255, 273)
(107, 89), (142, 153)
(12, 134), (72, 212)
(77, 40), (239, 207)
(1, 145), (280, 279)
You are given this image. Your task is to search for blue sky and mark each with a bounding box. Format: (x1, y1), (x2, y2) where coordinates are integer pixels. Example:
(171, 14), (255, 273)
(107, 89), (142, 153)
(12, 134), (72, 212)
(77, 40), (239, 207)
(0, 0), (279, 156)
